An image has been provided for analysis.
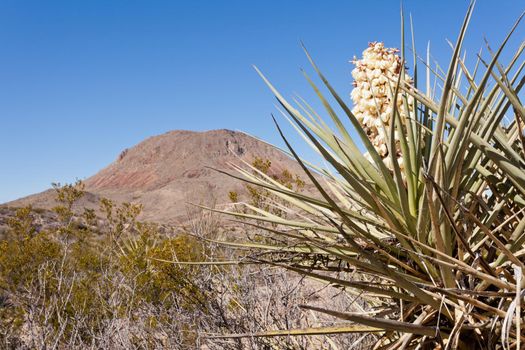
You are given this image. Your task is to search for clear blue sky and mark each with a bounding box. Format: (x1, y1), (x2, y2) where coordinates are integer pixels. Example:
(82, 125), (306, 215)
(0, 0), (523, 202)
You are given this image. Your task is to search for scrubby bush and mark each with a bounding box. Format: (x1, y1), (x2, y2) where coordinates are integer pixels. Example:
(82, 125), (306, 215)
(0, 182), (218, 349)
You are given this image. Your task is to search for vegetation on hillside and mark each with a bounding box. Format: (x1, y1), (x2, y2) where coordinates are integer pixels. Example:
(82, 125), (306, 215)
(0, 181), (213, 348)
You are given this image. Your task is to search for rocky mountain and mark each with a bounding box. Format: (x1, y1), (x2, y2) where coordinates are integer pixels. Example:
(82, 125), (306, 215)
(4, 129), (307, 224)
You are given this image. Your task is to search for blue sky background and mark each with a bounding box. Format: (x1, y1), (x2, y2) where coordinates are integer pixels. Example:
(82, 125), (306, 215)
(0, 0), (524, 202)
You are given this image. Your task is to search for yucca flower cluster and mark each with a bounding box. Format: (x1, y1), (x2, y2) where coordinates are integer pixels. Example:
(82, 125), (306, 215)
(350, 42), (413, 172)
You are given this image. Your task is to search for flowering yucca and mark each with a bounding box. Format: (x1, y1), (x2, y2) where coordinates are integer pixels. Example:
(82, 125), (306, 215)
(204, 3), (525, 349)
(351, 42), (414, 172)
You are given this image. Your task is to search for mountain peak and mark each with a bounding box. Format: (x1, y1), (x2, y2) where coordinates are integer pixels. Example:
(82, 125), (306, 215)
(6, 129), (304, 224)
(85, 129), (269, 191)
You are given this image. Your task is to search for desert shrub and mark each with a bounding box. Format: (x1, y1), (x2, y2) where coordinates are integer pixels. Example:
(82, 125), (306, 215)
(229, 156), (305, 217)
(0, 182), (219, 349)
(119, 229), (209, 310)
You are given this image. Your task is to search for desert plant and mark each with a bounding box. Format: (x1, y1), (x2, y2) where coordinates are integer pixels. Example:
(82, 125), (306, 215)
(213, 2), (525, 349)
(0, 183), (231, 349)
(228, 156), (305, 216)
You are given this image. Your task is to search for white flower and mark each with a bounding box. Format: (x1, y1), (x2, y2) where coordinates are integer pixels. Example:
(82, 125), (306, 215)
(377, 144), (388, 156)
(350, 41), (414, 178)
(383, 157), (393, 169)
(350, 88), (361, 101)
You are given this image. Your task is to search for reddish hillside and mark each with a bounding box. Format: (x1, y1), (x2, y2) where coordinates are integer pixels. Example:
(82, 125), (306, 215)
(6, 129), (307, 224)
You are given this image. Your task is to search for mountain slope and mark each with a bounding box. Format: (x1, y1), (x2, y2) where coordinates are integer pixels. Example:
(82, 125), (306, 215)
(6, 129), (307, 224)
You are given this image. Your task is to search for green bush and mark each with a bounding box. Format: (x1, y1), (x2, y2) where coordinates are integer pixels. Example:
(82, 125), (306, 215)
(0, 181), (215, 348)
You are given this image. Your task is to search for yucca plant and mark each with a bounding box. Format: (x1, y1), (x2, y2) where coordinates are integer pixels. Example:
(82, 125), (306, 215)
(204, 3), (525, 349)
